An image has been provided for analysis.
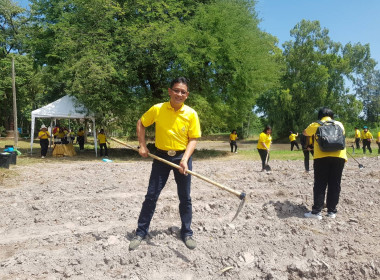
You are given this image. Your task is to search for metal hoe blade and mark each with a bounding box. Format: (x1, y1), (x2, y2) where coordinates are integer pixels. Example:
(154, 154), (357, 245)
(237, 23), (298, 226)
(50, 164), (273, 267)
(231, 192), (247, 222)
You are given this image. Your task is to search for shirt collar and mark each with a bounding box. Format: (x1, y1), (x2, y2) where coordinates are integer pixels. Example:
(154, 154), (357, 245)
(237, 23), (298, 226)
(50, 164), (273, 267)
(166, 101), (185, 112)
(320, 116), (332, 122)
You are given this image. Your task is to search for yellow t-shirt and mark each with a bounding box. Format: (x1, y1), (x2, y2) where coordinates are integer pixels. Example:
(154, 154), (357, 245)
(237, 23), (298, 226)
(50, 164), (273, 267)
(361, 131), (373, 140)
(38, 130), (50, 139)
(141, 102), (201, 151)
(289, 133), (297, 142)
(97, 133), (107, 144)
(354, 129), (361, 138)
(257, 132), (272, 150)
(304, 116), (347, 161)
(57, 131), (65, 139)
(378, 132), (380, 141)
(230, 133), (237, 141)
(77, 131), (85, 137)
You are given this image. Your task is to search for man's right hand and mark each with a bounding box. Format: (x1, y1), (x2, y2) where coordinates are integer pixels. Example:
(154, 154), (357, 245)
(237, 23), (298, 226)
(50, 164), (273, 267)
(138, 145), (149, 158)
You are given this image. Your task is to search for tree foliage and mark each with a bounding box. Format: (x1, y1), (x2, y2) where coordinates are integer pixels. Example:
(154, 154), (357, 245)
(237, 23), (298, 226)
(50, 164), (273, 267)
(256, 20), (378, 137)
(25, 0), (281, 134)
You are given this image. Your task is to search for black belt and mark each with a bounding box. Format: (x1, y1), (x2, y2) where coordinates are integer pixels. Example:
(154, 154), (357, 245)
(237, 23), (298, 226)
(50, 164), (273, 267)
(156, 148), (186, 156)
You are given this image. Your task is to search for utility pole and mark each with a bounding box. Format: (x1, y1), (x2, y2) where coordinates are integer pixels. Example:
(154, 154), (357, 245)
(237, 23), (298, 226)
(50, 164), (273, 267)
(12, 56), (18, 148)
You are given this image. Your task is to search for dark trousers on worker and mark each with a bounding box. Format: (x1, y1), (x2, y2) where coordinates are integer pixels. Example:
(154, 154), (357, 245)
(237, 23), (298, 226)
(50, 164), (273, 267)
(136, 151), (193, 240)
(362, 139), (372, 154)
(290, 141), (300, 151)
(378, 142), (380, 154)
(355, 138), (360, 149)
(303, 149), (314, 171)
(258, 149), (269, 170)
(77, 136), (84, 150)
(40, 139), (49, 157)
(230, 141), (237, 152)
(99, 143), (108, 156)
(311, 157), (345, 214)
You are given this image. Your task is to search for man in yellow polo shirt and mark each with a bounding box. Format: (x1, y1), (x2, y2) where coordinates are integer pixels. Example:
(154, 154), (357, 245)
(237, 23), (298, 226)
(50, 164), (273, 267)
(289, 131), (300, 151)
(257, 125), (272, 171)
(354, 127), (361, 152)
(38, 124), (50, 158)
(303, 107), (347, 220)
(129, 77), (201, 251)
(361, 126), (373, 154)
(377, 131), (380, 154)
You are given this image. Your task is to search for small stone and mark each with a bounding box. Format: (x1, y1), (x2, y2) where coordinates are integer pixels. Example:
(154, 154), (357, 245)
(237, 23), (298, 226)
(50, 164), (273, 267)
(349, 218), (359, 223)
(107, 235), (119, 245)
(242, 252), (254, 264)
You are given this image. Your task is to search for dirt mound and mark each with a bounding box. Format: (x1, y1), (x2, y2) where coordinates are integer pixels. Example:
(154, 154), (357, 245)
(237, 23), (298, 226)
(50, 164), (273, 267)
(0, 156), (379, 279)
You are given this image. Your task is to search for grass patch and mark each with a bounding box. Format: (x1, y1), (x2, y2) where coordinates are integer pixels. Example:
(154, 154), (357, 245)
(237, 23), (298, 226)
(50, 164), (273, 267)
(0, 138), (377, 167)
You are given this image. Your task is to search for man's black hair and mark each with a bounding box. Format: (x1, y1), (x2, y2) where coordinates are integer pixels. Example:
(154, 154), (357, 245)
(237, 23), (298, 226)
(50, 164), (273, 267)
(263, 125), (272, 133)
(317, 107), (334, 120)
(170, 77), (189, 89)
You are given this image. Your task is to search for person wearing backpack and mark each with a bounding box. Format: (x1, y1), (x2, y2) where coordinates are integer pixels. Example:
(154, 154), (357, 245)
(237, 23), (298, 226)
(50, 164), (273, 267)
(302, 107), (347, 220)
(361, 126), (373, 154)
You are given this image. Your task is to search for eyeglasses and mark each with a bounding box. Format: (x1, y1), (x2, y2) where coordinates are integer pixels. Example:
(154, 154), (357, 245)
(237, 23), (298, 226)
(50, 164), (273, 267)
(171, 88), (188, 95)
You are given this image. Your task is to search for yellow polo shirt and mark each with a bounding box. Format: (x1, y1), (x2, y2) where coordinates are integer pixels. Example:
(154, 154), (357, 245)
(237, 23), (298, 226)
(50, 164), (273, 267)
(378, 132), (380, 141)
(97, 133), (107, 144)
(289, 133), (297, 142)
(141, 102), (201, 151)
(230, 134), (237, 141)
(257, 132), (271, 150)
(38, 131), (50, 139)
(361, 131), (373, 140)
(304, 116), (347, 161)
(354, 129), (361, 138)
(77, 131), (85, 137)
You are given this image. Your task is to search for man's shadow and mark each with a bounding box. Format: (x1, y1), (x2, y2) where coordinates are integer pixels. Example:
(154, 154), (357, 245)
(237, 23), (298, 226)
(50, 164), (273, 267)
(125, 227), (192, 261)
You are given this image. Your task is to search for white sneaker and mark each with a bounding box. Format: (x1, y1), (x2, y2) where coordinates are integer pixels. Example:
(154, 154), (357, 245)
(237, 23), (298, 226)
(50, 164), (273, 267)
(304, 212), (322, 220)
(41, 156), (45, 159)
(327, 212), (336, 218)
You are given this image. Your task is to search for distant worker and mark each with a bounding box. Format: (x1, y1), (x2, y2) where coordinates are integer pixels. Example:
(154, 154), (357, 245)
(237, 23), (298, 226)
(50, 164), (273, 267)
(300, 133), (314, 172)
(77, 127), (85, 151)
(257, 125), (272, 172)
(229, 130), (238, 153)
(361, 126), (373, 154)
(97, 129), (110, 157)
(377, 130), (380, 154)
(303, 107), (347, 220)
(38, 124), (50, 159)
(354, 127), (361, 152)
(289, 131), (300, 151)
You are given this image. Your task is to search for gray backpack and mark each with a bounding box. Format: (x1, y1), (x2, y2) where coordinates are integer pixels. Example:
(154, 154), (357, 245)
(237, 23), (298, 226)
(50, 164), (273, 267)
(315, 120), (345, 152)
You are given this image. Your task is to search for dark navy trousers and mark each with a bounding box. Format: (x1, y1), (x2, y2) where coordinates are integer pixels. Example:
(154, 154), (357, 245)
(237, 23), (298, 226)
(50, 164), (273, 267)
(136, 151), (193, 240)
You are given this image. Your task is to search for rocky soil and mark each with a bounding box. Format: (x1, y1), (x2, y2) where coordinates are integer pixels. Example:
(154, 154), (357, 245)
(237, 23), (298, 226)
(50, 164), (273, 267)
(0, 153), (379, 279)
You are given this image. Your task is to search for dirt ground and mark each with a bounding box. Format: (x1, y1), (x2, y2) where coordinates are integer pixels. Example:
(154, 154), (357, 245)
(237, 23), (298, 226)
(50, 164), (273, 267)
(0, 146), (379, 279)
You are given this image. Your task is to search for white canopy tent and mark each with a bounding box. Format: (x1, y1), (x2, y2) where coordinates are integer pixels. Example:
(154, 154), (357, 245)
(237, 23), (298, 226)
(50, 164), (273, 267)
(30, 95), (97, 156)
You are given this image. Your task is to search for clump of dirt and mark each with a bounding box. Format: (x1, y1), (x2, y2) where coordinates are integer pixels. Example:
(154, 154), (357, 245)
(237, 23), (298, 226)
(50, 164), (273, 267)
(0, 156), (379, 279)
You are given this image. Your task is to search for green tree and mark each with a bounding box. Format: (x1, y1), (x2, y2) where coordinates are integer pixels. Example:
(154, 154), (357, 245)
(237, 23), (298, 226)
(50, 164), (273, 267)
(257, 20), (377, 137)
(27, 0), (281, 135)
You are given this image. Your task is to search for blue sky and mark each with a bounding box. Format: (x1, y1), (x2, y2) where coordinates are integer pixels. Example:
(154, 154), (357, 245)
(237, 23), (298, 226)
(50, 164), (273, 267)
(16, 0), (380, 69)
(256, 0), (380, 69)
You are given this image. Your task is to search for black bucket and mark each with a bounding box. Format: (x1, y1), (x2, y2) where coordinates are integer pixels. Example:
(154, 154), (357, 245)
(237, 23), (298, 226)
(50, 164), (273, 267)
(9, 152), (17, 165)
(0, 153), (11, 169)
